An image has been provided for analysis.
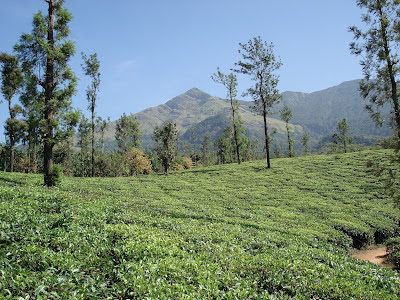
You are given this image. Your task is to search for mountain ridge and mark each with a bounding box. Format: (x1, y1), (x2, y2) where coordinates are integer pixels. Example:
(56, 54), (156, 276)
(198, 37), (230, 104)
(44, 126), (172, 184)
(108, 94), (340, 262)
(103, 79), (392, 152)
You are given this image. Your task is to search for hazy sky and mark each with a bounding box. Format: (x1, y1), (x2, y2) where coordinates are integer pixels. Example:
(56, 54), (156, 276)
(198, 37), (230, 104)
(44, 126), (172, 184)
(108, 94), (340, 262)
(0, 0), (365, 141)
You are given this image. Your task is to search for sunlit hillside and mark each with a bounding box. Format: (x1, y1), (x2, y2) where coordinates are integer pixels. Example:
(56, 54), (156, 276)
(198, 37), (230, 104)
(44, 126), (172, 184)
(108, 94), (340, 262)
(1, 150), (399, 298)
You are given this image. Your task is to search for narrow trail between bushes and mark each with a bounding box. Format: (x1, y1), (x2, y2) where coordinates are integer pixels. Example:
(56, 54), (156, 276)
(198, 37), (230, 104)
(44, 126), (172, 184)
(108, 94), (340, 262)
(351, 246), (394, 269)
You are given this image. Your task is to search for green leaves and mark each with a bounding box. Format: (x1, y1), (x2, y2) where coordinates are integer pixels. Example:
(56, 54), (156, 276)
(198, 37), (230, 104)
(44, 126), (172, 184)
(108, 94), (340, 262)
(115, 113), (142, 152)
(153, 122), (178, 174)
(0, 150), (400, 297)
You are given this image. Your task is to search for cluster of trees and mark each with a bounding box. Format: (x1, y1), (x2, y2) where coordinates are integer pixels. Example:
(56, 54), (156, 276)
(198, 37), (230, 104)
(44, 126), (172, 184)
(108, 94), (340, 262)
(2, 0), (400, 189)
(0, 0), (298, 185)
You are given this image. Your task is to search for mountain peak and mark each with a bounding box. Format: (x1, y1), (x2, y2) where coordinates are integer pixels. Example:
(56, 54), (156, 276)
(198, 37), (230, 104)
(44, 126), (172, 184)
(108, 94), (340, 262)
(184, 87), (212, 99)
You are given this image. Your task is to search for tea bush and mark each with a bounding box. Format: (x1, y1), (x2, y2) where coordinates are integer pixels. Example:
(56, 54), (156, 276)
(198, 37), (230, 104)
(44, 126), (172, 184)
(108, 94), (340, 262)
(0, 149), (399, 298)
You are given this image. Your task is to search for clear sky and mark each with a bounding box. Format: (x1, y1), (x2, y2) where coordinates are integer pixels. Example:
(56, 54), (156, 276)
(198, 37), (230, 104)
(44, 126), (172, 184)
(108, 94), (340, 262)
(0, 0), (364, 142)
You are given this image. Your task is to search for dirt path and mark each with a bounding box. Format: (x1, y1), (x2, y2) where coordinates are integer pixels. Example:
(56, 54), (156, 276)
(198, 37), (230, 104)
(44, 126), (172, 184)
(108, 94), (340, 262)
(351, 246), (395, 269)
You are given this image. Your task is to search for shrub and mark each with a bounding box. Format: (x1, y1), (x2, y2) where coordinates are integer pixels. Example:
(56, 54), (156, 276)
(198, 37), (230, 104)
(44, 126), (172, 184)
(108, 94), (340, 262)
(172, 163), (184, 170)
(183, 157), (193, 169)
(386, 237), (400, 268)
(125, 148), (152, 175)
(45, 164), (63, 187)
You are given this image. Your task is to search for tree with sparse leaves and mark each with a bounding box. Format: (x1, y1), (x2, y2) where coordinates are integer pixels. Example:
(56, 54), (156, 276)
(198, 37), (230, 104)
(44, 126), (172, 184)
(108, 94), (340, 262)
(350, 0), (400, 143)
(81, 52), (100, 177)
(212, 68), (242, 164)
(14, 0), (79, 186)
(153, 122), (178, 174)
(280, 104), (295, 157)
(234, 37), (282, 168)
(0, 53), (24, 172)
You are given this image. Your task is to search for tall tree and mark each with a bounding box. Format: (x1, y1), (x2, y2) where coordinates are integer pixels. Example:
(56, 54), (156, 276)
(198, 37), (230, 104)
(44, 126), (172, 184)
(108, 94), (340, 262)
(81, 52), (101, 177)
(0, 53), (24, 172)
(350, 0), (400, 143)
(234, 37), (282, 168)
(279, 104), (295, 157)
(14, 0), (78, 186)
(153, 122), (178, 174)
(333, 118), (353, 153)
(212, 68), (242, 164)
(115, 113), (142, 152)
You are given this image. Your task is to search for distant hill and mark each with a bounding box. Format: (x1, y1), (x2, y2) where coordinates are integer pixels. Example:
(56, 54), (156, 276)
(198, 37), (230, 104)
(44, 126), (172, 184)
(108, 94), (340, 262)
(279, 80), (392, 139)
(102, 80), (392, 153)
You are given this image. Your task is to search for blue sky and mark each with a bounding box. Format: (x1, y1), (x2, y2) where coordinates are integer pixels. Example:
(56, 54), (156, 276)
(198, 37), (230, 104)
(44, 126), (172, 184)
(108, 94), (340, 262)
(0, 0), (364, 141)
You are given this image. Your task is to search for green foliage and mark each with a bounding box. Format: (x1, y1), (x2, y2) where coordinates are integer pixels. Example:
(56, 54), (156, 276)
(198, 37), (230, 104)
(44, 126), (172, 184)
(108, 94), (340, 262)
(386, 236), (400, 267)
(201, 134), (213, 166)
(77, 115), (91, 177)
(81, 52), (101, 177)
(372, 150), (400, 208)
(350, 0), (400, 140)
(0, 150), (399, 297)
(125, 148), (152, 175)
(212, 68), (242, 164)
(0, 53), (25, 172)
(0, 52), (23, 104)
(153, 122), (178, 174)
(332, 118), (353, 153)
(279, 104), (295, 157)
(235, 36), (282, 168)
(96, 116), (110, 153)
(14, 0), (78, 186)
(115, 113), (142, 152)
(301, 132), (310, 155)
(44, 164), (63, 187)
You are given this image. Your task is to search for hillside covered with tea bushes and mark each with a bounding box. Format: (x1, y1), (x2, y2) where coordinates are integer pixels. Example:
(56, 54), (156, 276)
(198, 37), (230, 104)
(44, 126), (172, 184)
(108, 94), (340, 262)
(0, 150), (399, 298)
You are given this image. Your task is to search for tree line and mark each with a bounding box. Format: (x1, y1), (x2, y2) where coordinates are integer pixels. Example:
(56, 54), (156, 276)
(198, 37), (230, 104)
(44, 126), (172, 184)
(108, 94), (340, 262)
(1, 0), (400, 187)
(0, 0), (303, 185)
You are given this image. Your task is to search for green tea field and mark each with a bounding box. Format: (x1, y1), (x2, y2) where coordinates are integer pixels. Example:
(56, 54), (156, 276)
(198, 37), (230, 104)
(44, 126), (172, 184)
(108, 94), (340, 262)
(1, 150), (400, 299)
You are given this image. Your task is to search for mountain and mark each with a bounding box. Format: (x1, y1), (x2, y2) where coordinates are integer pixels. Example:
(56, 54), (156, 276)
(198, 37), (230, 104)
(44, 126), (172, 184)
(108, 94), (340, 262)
(279, 80), (392, 139)
(103, 80), (392, 152)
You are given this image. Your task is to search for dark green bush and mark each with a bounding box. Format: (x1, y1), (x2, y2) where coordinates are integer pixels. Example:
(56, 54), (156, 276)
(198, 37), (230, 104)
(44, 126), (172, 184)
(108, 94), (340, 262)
(46, 164), (63, 186)
(386, 237), (400, 268)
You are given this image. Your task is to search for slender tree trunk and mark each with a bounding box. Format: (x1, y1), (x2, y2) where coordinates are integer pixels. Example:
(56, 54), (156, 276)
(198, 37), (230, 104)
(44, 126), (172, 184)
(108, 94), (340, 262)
(44, 0), (56, 186)
(10, 144), (14, 172)
(7, 98), (14, 172)
(262, 103), (271, 168)
(286, 123), (292, 158)
(91, 108), (95, 177)
(231, 97), (241, 164)
(33, 140), (37, 173)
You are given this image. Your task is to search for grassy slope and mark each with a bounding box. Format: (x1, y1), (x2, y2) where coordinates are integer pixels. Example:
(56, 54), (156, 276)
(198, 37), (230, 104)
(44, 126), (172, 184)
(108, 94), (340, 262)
(1, 150), (400, 298)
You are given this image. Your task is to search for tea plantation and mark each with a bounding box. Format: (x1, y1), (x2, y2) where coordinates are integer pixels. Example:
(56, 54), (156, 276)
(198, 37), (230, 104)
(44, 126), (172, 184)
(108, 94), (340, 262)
(1, 150), (400, 299)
